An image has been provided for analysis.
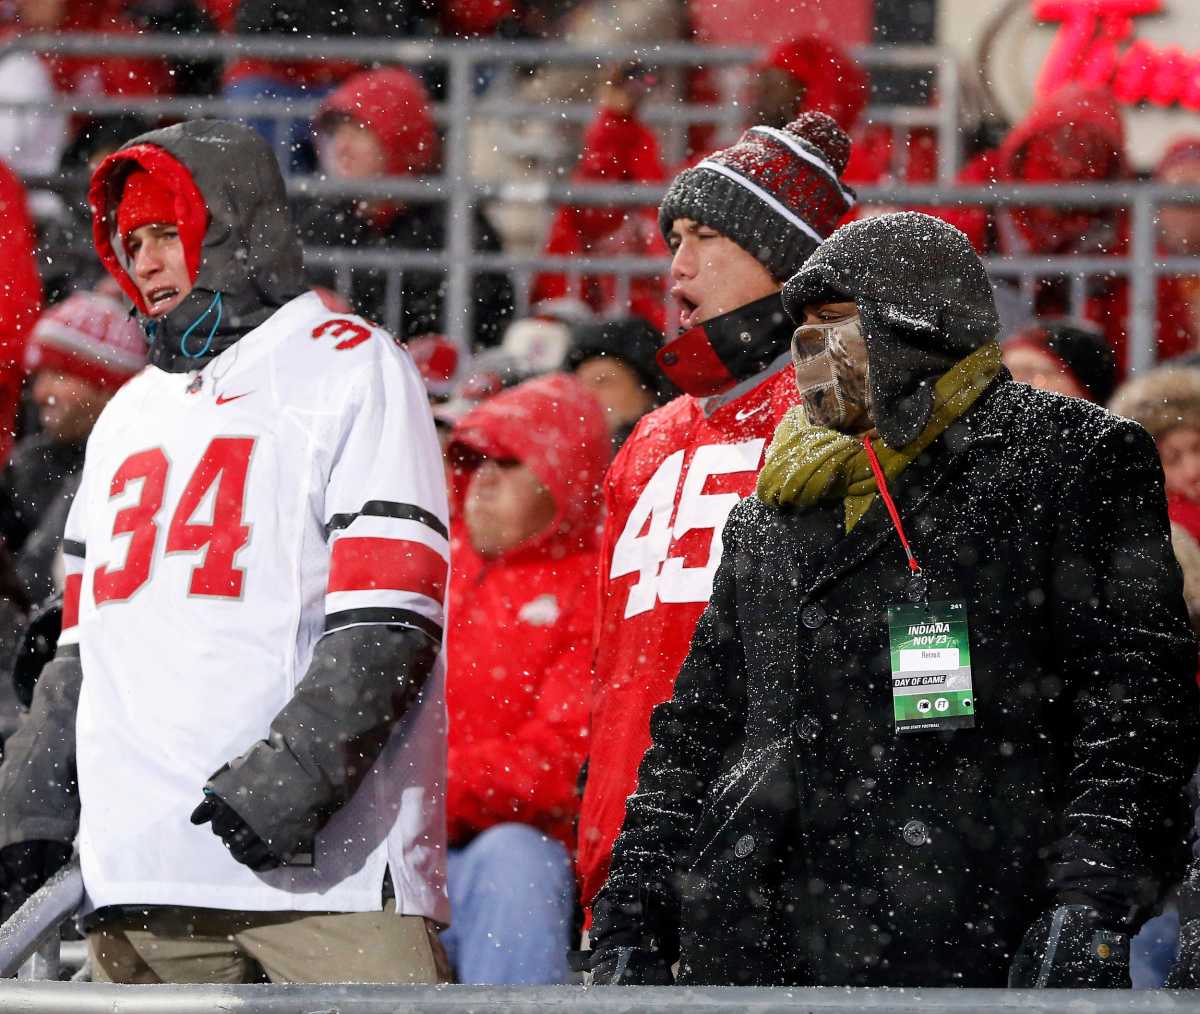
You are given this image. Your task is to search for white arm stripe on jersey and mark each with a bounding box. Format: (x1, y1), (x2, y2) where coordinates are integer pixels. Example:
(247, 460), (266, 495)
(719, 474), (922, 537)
(326, 500), (448, 541)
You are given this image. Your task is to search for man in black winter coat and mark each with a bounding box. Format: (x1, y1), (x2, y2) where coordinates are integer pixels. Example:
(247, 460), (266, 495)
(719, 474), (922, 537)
(589, 212), (1200, 988)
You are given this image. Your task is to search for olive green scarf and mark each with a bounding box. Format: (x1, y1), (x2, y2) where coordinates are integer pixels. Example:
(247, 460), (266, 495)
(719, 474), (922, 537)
(756, 343), (1003, 531)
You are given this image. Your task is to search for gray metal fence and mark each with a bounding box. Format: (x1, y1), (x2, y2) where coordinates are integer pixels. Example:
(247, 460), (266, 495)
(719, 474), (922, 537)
(5, 33), (1200, 370)
(0, 32), (967, 347)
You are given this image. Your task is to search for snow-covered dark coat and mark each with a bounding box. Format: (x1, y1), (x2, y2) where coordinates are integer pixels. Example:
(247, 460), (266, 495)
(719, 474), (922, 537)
(594, 374), (1200, 986)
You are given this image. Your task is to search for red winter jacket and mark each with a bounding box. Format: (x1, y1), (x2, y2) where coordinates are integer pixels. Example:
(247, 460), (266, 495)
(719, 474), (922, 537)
(445, 374), (611, 850)
(530, 109), (669, 330)
(577, 364), (800, 915)
(0, 160), (41, 465)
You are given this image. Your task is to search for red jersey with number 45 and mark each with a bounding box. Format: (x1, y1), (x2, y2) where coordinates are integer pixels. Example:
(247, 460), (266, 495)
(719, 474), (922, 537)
(59, 291), (451, 919)
(577, 364), (798, 911)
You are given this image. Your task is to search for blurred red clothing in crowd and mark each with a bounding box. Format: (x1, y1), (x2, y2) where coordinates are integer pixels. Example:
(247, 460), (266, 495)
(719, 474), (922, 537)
(933, 85), (1195, 372)
(1157, 137), (1200, 358)
(444, 374), (610, 851)
(0, 0), (172, 98)
(530, 108), (671, 331)
(758, 36), (938, 187)
(0, 159), (41, 465)
(199, 0), (238, 32)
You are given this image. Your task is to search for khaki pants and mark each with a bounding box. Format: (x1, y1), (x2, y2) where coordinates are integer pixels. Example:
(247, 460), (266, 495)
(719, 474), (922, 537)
(88, 901), (451, 984)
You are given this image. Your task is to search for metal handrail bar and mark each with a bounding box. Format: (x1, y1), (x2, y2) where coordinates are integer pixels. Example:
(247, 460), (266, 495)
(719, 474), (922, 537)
(300, 248), (1200, 279)
(0, 981), (1196, 1012)
(27, 172), (1200, 208)
(0, 94), (941, 129)
(0, 857), (83, 979)
(237, 181), (1200, 206)
(2, 33), (763, 63)
(0, 33), (952, 69)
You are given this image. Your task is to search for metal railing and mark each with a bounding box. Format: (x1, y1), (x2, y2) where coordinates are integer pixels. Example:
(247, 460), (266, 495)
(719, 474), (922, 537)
(0, 33), (1198, 367)
(0, 32), (958, 348)
(0, 856), (82, 980)
(2, 980), (1199, 1011)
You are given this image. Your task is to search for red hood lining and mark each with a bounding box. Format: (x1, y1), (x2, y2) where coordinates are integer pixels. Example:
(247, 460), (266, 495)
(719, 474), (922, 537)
(89, 145), (209, 315)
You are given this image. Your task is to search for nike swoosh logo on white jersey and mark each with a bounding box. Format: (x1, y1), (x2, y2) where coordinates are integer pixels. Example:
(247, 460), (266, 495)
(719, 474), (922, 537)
(734, 403), (769, 422)
(215, 392), (252, 405)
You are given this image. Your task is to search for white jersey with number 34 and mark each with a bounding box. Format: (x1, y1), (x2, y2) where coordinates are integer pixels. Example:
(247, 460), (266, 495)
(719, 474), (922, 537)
(60, 292), (451, 919)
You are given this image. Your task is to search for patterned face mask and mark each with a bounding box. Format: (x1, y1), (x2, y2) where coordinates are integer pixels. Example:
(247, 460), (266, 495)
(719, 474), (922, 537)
(791, 315), (873, 433)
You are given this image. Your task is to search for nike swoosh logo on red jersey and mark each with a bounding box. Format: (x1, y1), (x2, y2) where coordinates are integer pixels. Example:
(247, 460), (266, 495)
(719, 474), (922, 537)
(734, 402), (769, 422)
(215, 392), (251, 405)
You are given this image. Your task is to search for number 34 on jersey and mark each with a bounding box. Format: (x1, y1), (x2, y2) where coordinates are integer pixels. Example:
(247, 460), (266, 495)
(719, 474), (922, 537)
(609, 439), (765, 619)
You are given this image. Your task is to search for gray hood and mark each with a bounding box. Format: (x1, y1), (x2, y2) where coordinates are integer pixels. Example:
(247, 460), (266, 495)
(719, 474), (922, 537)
(783, 212), (1000, 448)
(90, 118), (306, 372)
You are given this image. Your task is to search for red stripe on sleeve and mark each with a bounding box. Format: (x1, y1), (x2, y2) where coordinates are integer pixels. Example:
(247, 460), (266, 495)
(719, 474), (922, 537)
(328, 537), (447, 603)
(63, 573), (82, 630)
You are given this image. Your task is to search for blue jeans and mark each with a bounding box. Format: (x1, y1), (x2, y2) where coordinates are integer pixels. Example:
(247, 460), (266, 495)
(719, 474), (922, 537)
(440, 823), (574, 984)
(1132, 906), (1180, 988)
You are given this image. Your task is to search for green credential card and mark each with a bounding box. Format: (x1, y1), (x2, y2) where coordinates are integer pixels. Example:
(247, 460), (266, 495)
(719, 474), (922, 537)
(887, 600), (975, 734)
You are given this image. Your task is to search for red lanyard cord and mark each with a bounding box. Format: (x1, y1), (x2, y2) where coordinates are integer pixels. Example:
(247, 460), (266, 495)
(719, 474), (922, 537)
(862, 435), (921, 574)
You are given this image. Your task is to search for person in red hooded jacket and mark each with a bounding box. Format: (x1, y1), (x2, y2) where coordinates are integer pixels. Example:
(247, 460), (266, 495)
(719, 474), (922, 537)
(442, 372), (610, 984)
(529, 64), (671, 331)
(932, 85), (1192, 373)
(1157, 137), (1200, 356)
(299, 67), (515, 347)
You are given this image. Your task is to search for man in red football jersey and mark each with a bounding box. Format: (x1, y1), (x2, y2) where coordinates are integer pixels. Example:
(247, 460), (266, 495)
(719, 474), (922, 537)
(577, 111), (856, 920)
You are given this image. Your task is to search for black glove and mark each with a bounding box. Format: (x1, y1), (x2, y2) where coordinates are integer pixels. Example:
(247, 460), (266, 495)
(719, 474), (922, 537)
(189, 791), (282, 873)
(0, 840), (72, 923)
(1167, 869), (1200, 988)
(588, 889), (678, 985)
(588, 945), (675, 985)
(1009, 905), (1130, 988)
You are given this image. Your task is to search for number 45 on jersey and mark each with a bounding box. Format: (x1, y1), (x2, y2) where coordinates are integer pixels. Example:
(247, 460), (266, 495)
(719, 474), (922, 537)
(609, 439), (764, 619)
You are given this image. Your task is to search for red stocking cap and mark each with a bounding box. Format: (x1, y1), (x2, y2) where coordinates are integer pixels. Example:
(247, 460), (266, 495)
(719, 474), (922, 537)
(117, 169), (178, 244)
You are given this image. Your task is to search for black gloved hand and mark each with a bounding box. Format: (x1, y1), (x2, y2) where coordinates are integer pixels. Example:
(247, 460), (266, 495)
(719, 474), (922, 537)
(588, 889), (677, 985)
(1167, 869), (1200, 988)
(0, 840), (72, 923)
(588, 945), (675, 985)
(190, 791), (281, 872)
(1009, 905), (1130, 988)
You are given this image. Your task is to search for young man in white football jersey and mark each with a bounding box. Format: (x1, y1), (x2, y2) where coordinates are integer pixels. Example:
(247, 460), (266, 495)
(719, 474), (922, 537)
(0, 119), (452, 984)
